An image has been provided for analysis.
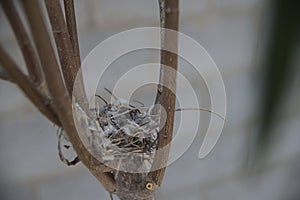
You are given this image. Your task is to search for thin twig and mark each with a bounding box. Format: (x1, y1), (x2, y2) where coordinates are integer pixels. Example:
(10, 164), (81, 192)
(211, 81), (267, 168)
(148, 0), (179, 186)
(105, 87), (119, 101)
(96, 94), (108, 105)
(22, 0), (116, 192)
(132, 99), (145, 107)
(0, 46), (60, 126)
(176, 107), (227, 121)
(0, 0), (43, 85)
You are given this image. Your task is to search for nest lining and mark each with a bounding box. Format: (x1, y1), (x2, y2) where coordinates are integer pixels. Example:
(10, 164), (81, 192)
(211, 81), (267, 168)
(96, 103), (159, 153)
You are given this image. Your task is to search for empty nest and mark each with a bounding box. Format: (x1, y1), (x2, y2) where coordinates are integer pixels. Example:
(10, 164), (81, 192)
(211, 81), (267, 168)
(59, 97), (160, 171)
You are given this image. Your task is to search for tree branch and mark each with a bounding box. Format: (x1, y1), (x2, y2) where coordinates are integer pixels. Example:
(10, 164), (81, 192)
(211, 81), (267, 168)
(45, 0), (88, 110)
(148, 0), (179, 186)
(44, 0), (76, 96)
(22, 0), (116, 192)
(0, 46), (60, 126)
(63, 0), (89, 111)
(63, 0), (81, 70)
(0, 0), (43, 85)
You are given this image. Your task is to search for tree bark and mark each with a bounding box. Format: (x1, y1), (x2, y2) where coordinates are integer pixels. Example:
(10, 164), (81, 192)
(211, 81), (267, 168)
(0, 0), (179, 198)
(148, 0), (179, 186)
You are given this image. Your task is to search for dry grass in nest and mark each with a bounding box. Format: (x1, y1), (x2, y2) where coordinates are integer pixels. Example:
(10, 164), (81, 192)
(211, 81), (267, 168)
(59, 99), (160, 172)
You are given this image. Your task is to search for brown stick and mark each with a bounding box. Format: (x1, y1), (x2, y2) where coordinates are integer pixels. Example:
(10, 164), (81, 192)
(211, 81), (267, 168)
(148, 0), (179, 186)
(63, 0), (89, 111)
(45, 0), (88, 110)
(22, 0), (116, 192)
(44, 0), (76, 96)
(0, 46), (60, 126)
(0, 0), (43, 85)
(63, 0), (81, 69)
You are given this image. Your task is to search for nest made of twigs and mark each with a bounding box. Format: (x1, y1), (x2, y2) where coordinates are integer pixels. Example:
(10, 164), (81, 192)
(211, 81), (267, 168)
(59, 99), (159, 172)
(96, 102), (159, 154)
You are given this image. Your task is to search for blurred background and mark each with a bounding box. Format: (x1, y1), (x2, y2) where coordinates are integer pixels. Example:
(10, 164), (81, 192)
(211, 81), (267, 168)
(1, 0), (300, 199)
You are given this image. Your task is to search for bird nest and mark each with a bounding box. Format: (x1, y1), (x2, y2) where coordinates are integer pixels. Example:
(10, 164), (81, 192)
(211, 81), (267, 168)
(59, 99), (160, 172)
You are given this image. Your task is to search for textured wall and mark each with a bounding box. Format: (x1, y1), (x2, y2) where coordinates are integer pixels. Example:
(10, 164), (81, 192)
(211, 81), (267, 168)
(1, 0), (300, 200)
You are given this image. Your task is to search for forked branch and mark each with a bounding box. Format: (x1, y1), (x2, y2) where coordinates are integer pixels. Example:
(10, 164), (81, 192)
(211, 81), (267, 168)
(21, 0), (116, 192)
(0, 46), (60, 126)
(0, 0), (43, 86)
